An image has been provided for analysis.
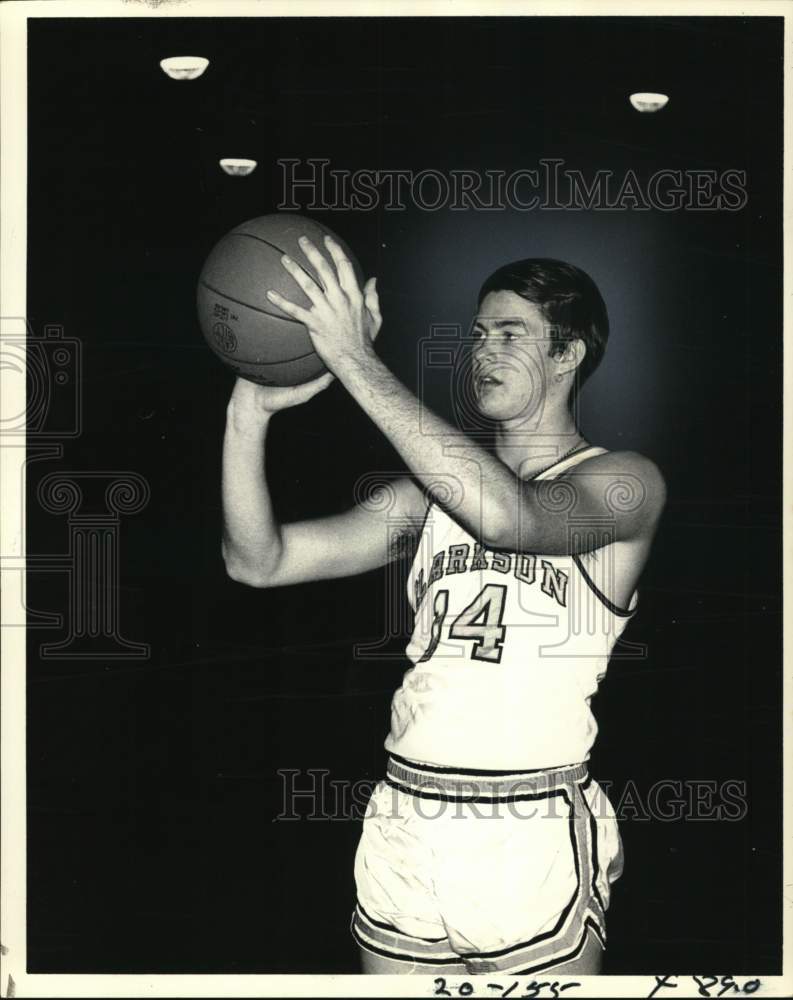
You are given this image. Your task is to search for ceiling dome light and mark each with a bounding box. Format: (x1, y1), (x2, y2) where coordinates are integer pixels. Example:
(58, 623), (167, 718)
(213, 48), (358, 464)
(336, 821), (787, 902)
(219, 158), (258, 177)
(629, 92), (669, 113)
(160, 56), (209, 81)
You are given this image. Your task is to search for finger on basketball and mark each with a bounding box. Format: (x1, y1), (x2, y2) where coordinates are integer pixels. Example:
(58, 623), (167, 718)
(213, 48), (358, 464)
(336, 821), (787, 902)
(363, 276), (380, 314)
(278, 255), (325, 307)
(266, 287), (312, 324)
(325, 236), (362, 303)
(363, 277), (382, 338)
(297, 236), (342, 300)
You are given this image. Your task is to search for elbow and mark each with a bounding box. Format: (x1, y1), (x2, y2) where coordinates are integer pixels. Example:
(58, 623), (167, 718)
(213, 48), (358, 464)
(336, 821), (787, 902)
(479, 499), (517, 551)
(479, 485), (538, 550)
(224, 556), (264, 587)
(482, 523), (514, 551)
(222, 538), (283, 588)
(227, 565), (262, 587)
(222, 542), (266, 588)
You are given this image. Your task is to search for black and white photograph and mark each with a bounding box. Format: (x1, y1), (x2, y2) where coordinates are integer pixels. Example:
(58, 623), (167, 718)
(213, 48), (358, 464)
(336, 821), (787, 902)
(0, 1), (789, 996)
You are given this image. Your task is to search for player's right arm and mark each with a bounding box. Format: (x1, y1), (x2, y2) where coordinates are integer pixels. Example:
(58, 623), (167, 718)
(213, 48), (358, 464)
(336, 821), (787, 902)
(221, 377), (427, 588)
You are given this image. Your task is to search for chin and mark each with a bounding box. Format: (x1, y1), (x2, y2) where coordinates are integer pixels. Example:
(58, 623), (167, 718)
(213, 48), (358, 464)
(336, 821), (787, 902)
(476, 393), (537, 424)
(473, 394), (503, 420)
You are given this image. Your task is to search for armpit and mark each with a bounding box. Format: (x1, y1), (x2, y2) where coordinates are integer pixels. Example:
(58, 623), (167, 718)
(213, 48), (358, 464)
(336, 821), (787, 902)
(389, 525), (419, 561)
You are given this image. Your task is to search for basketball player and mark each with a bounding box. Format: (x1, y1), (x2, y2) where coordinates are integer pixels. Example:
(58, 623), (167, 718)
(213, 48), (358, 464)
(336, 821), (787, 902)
(221, 235), (666, 975)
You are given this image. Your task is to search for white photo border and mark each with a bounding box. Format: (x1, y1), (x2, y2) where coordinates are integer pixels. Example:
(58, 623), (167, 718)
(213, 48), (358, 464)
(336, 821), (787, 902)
(1, 1), (790, 997)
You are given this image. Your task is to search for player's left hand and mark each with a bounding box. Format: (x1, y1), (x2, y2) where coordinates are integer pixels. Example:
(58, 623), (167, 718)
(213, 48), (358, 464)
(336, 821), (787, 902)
(266, 235), (382, 375)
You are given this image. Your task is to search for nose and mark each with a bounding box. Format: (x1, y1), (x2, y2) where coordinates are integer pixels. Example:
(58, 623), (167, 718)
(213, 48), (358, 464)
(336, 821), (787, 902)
(472, 334), (498, 366)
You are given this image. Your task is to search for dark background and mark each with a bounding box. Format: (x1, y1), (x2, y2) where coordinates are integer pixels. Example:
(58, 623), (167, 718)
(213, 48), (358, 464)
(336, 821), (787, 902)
(26, 16), (782, 974)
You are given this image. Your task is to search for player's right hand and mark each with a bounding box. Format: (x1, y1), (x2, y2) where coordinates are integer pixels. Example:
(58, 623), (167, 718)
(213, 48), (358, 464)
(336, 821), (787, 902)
(228, 371), (335, 418)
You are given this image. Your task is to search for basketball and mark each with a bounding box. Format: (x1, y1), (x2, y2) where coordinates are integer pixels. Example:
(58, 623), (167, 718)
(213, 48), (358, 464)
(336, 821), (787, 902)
(197, 213), (363, 386)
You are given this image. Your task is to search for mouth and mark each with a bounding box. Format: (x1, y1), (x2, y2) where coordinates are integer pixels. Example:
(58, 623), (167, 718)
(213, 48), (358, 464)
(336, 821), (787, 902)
(474, 369), (504, 391)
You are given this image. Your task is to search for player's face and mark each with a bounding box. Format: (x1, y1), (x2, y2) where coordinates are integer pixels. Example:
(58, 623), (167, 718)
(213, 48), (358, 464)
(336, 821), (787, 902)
(471, 291), (554, 423)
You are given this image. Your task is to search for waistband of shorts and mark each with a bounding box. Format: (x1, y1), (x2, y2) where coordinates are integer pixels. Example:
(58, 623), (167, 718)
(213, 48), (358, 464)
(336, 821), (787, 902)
(385, 753), (589, 801)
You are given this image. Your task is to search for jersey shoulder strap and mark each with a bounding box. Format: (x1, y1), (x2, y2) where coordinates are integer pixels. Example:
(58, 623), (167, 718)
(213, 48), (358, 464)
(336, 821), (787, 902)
(536, 444), (608, 480)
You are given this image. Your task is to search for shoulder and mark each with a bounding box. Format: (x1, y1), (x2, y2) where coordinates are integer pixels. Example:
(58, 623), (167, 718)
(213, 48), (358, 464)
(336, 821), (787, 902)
(564, 448), (667, 522)
(576, 448), (665, 487)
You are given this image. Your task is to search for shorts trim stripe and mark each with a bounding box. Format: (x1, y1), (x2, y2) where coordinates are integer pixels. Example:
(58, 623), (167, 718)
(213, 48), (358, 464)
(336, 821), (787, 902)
(387, 751), (585, 778)
(353, 911), (606, 975)
(352, 906), (460, 962)
(355, 902), (448, 943)
(579, 784), (606, 911)
(385, 756), (589, 800)
(586, 914), (606, 949)
(513, 917), (605, 975)
(384, 776), (577, 805)
(351, 925), (463, 967)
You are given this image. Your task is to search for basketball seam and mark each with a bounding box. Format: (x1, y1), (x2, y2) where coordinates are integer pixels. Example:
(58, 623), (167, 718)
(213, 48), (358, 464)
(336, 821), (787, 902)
(230, 349), (319, 367)
(232, 351), (322, 368)
(228, 231), (324, 289)
(198, 279), (303, 324)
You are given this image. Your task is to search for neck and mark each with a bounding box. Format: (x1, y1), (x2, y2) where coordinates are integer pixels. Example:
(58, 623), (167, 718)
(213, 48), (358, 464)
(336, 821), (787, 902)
(493, 401), (586, 479)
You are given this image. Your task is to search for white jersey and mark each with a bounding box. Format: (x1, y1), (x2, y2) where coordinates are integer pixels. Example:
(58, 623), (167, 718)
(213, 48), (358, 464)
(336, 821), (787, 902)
(384, 446), (638, 770)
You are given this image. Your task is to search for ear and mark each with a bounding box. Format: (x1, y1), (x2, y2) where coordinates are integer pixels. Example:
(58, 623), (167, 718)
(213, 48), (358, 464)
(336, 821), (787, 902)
(560, 338), (586, 375)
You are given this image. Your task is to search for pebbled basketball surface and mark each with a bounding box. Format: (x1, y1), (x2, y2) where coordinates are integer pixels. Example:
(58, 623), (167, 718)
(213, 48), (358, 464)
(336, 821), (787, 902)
(197, 213), (363, 386)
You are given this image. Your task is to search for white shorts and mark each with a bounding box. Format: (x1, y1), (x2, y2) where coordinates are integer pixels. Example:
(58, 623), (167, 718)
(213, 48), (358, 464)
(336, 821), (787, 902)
(351, 754), (623, 975)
